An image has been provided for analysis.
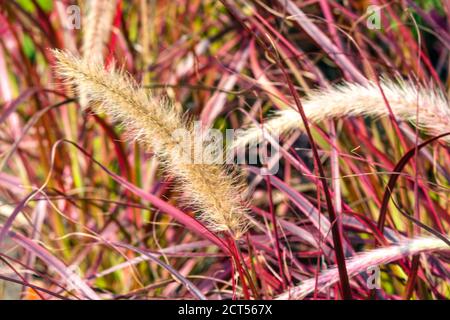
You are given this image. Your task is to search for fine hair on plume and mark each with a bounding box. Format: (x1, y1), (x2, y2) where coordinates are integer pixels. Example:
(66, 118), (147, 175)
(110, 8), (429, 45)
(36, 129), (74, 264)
(79, 0), (117, 108)
(277, 236), (449, 300)
(52, 50), (249, 238)
(232, 78), (450, 149)
(82, 0), (117, 62)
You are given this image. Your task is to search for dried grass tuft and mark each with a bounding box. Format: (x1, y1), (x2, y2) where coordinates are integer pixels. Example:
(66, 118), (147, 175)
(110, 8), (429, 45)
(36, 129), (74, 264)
(53, 50), (249, 238)
(82, 0), (117, 62)
(232, 79), (450, 149)
(277, 236), (449, 300)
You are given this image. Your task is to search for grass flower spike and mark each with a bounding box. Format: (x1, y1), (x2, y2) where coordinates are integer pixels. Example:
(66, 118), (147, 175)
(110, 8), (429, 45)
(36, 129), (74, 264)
(53, 50), (249, 238)
(233, 79), (450, 149)
(79, 0), (117, 108)
(277, 236), (449, 300)
(82, 0), (117, 62)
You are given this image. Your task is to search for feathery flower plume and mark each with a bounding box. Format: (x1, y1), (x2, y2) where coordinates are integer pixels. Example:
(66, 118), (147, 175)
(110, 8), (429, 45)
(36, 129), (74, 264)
(82, 0), (117, 62)
(80, 0), (116, 108)
(232, 79), (450, 149)
(53, 50), (249, 238)
(277, 236), (449, 300)
(79, 0), (117, 108)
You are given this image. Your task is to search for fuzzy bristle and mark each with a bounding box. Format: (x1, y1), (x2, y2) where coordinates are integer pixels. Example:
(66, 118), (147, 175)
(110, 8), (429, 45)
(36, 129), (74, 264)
(232, 79), (450, 149)
(82, 0), (117, 61)
(79, 0), (117, 108)
(277, 236), (449, 300)
(53, 50), (249, 238)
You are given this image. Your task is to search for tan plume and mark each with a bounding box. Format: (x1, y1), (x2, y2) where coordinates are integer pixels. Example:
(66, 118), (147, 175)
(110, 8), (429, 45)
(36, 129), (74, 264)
(53, 50), (249, 238)
(79, 0), (117, 108)
(82, 0), (117, 61)
(232, 79), (450, 149)
(277, 236), (449, 300)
